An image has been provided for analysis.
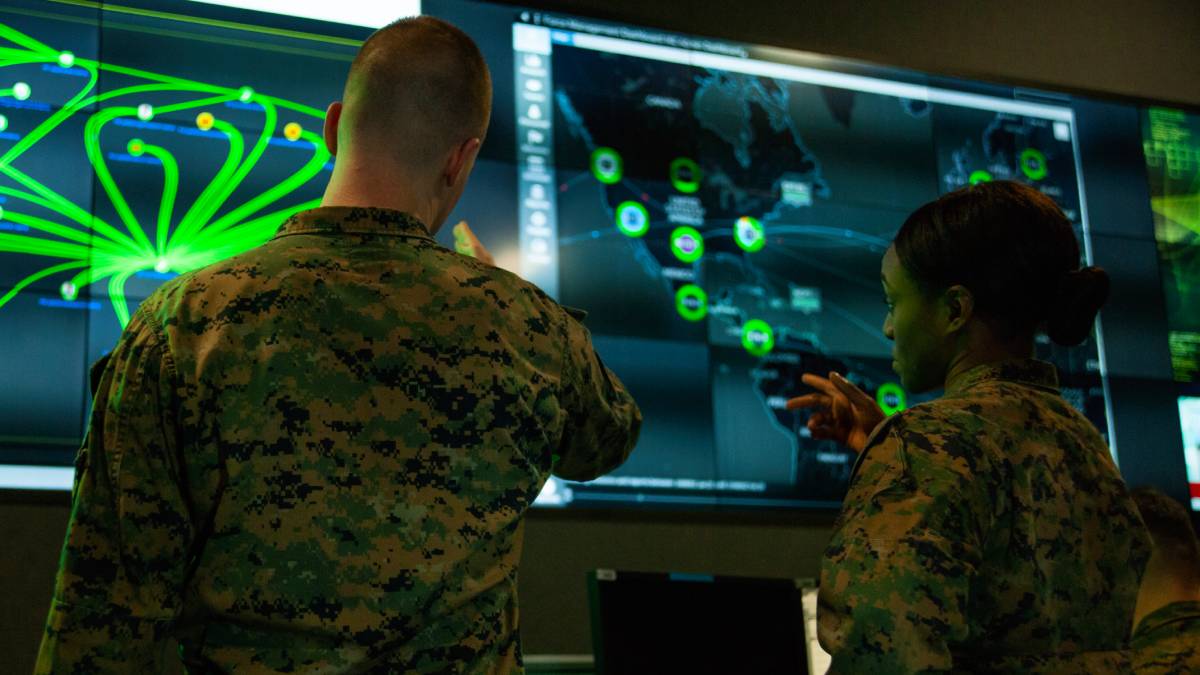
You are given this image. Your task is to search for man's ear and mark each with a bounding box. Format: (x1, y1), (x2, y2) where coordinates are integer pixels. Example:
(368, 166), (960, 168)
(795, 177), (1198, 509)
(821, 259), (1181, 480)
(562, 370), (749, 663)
(942, 284), (975, 334)
(323, 101), (342, 157)
(443, 137), (482, 187)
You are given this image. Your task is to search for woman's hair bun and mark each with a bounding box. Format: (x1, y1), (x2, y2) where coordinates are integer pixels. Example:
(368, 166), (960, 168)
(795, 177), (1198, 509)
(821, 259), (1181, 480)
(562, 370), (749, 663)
(1046, 266), (1110, 346)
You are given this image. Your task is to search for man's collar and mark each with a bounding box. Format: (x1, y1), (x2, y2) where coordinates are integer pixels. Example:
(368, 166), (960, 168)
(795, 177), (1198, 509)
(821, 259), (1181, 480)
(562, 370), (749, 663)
(944, 358), (1059, 397)
(1132, 600), (1200, 644)
(275, 206), (434, 241)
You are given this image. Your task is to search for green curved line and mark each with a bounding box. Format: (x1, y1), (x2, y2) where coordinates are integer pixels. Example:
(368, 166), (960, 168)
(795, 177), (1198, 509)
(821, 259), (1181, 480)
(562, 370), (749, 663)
(0, 186), (140, 255)
(1, 211), (129, 255)
(149, 92), (237, 117)
(0, 55), (55, 73)
(66, 262), (123, 291)
(195, 98), (278, 231)
(107, 270), (138, 328)
(170, 118), (244, 248)
(84, 107), (154, 254)
(172, 198), (320, 268)
(200, 130), (329, 238)
(0, 232), (90, 258)
(0, 62), (98, 170)
(0, 260), (90, 311)
(0, 79), (196, 169)
(258, 94), (327, 119)
(99, 61), (237, 97)
(141, 145), (179, 256)
(82, 92), (238, 258)
(0, 163), (144, 253)
(0, 22), (57, 55)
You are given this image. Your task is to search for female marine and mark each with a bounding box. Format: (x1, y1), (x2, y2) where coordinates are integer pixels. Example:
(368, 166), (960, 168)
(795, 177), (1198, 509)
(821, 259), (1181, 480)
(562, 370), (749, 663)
(792, 181), (1151, 672)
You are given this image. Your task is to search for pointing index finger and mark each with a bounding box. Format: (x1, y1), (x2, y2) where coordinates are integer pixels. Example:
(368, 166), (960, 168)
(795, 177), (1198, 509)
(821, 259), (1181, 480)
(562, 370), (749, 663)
(800, 373), (840, 399)
(830, 371), (876, 407)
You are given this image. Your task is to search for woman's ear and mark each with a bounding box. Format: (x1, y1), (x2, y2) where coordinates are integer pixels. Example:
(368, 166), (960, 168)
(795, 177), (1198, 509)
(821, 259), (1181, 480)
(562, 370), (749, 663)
(942, 284), (975, 335)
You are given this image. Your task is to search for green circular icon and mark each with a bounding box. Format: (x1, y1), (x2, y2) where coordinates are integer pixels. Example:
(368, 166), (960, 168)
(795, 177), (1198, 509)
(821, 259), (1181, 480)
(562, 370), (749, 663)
(670, 157), (701, 193)
(0, 114), (7, 133)
(615, 201), (650, 237)
(969, 170), (993, 185)
(741, 319), (775, 357)
(57, 51), (75, 68)
(127, 138), (145, 156)
(60, 281), (77, 301)
(876, 382), (907, 416)
(734, 216), (765, 253)
(675, 284), (708, 322)
(1020, 148), (1048, 181)
(670, 226), (704, 263)
(238, 86), (255, 102)
(591, 147), (623, 184)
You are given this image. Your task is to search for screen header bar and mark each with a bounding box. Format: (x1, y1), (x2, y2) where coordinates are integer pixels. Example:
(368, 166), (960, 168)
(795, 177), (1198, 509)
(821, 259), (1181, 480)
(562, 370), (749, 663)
(561, 31), (1074, 123)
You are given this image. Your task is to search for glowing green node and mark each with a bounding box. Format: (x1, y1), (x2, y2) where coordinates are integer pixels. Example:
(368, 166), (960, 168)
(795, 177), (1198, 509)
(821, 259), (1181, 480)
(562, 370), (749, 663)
(1020, 148), (1048, 181)
(12, 82), (30, 101)
(675, 284), (708, 322)
(614, 200), (650, 237)
(741, 319), (775, 357)
(238, 86), (254, 102)
(0, 114), (7, 133)
(670, 157), (701, 194)
(154, 257), (170, 274)
(136, 103), (154, 121)
(0, 205), (5, 220)
(591, 147), (622, 184)
(59, 281), (77, 301)
(969, 170), (993, 185)
(876, 382), (908, 416)
(127, 138), (145, 156)
(734, 216), (765, 252)
(57, 51), (75, 68)
(283, 122), (302, 141)
(669, 225), (704, 263)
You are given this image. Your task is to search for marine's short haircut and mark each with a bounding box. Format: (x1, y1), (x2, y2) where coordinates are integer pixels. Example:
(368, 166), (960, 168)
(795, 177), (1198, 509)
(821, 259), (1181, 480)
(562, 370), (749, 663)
(1131, 486), (1200, 585)
(341, 16), (492, 168)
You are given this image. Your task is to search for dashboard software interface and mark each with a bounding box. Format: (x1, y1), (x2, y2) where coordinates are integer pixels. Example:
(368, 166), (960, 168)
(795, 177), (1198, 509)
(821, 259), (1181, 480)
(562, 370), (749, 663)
(0, 0), (1188, 510)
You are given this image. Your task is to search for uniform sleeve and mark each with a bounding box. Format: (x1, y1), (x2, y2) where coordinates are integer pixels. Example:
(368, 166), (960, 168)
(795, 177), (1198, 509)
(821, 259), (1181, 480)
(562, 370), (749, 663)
(818, 417), (991, 674)
(552, 309), (642, 482)
(36, 312), (194, 674)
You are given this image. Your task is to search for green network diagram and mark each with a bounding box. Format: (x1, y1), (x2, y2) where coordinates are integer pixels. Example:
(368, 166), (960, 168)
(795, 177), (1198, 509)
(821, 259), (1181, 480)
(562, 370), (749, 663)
(0, 21), (330, 327)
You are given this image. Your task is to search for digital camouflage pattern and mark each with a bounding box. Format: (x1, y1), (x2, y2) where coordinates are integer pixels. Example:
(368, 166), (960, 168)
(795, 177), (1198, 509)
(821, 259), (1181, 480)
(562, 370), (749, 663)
(1129, 601), (1200, 674)
(36, 206), (642, 674)
(819, 358), (1151, 673)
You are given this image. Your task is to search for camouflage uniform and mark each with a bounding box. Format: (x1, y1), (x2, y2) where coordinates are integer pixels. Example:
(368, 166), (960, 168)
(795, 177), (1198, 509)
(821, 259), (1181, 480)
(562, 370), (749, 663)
(819, 359), (1151, 673)
(1130, 601), (1200, 674)
(36, 207), (642, 674)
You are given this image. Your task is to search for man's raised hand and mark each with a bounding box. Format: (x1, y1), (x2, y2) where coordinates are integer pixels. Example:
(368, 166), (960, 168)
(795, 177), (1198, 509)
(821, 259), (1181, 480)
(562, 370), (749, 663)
(453, 220), (495, 265)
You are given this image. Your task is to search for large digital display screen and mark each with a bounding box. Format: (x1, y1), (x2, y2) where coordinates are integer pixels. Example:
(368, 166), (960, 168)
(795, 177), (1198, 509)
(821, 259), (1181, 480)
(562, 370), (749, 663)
(514, 15), (1110, 508)
(1144, 106), (1200, 509)
(1146, 108), (1200, 384)
(1181, 397), (1200, 511)
(0, 0), (1187, 511)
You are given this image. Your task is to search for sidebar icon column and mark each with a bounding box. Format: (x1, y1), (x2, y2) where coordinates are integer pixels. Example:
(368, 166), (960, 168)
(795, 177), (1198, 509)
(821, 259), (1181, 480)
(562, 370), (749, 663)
(512, 23), (557, 297)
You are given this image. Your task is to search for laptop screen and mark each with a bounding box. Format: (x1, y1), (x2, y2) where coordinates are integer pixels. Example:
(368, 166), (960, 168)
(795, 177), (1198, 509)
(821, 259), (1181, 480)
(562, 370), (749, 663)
(588, 570), (811, 675)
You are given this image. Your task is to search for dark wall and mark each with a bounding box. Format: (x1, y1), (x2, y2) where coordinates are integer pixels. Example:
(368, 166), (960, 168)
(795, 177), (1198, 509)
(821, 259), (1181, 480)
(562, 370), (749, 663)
(506, 0), (1200, 108)
(5, 1), (1199, 671)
